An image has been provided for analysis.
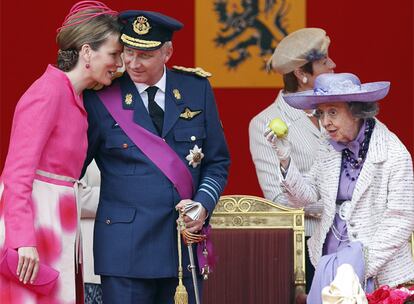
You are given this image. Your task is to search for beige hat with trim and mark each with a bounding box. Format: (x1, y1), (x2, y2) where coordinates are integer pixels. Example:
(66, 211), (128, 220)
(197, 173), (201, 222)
(269, 28), (330, 74)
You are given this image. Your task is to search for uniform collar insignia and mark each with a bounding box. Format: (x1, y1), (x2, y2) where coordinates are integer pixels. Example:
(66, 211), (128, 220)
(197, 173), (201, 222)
(123, 93), (134, 109)
(173, 88), (181, 100)
(179, 107), (202, 120)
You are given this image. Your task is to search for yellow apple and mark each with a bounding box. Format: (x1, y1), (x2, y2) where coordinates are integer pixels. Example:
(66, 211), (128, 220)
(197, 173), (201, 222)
(268, 118), (288, 138)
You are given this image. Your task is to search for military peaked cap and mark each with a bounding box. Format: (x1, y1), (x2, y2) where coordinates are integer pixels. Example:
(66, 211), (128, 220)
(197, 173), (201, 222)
(119, 10), (183, 50)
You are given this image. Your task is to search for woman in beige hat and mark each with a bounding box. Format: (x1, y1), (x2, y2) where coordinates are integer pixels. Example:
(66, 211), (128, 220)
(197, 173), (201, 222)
(266, 72), (414, 303)
(249, 27), (336, 294)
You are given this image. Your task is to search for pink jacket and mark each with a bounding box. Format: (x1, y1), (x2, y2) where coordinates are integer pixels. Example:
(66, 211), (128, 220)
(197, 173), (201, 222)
(1, 65), (88, 249)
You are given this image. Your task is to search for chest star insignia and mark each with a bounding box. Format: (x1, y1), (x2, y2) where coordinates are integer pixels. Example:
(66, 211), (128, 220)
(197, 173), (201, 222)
(124, 93), (133, 105)
(186, 145), (204, 168)
(180, 107), (202, 120)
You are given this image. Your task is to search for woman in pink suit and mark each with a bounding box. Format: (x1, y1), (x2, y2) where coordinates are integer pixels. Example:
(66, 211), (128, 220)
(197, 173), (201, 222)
(0, 1), (123, 302)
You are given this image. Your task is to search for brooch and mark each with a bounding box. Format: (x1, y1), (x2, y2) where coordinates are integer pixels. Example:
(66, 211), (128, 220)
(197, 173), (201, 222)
(185, 145), (204, 168)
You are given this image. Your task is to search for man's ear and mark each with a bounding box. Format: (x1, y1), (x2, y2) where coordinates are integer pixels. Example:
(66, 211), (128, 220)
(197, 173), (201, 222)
(163, 45), (173, 64)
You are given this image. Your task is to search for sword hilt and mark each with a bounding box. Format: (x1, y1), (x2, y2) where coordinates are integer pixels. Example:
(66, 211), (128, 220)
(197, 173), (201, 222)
(181, 229), (206, 245)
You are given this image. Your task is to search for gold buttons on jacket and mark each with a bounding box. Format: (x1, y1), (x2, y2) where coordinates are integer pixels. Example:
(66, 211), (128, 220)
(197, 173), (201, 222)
(105, 219), (111, 225)
(122, 143), (128, 149)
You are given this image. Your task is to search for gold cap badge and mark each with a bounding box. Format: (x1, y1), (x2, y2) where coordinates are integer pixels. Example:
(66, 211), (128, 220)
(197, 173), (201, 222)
(133, 16), (151, 35)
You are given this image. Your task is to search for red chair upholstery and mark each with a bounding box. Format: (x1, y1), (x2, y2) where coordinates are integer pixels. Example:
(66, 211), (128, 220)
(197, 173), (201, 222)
(202, 195), (306, 304)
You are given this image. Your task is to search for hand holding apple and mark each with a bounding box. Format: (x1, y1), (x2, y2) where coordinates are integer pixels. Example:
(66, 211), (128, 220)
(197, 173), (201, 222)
(268, 118), (288, 138)
(264, 118), (291, 162)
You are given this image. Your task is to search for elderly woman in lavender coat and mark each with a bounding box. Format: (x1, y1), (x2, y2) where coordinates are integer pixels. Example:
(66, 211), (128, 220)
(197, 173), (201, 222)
(265, 72), (414, 303)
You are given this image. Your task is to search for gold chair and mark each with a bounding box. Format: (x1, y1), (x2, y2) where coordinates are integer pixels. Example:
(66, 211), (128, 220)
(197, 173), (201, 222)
(401, 232), (414, 287)
(409, 233), (414, 286)
(202, 195), (306, 304)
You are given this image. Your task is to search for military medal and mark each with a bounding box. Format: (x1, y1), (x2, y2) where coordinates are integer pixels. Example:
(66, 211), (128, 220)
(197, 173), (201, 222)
(185, 145), (204, 168)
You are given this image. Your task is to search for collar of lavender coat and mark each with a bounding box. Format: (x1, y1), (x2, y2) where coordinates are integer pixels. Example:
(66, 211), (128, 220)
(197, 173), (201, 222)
(329, 119), (367, 156)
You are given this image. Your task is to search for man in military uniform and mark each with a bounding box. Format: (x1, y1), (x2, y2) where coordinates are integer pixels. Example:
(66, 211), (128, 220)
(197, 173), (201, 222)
(82, 10), (230, 304)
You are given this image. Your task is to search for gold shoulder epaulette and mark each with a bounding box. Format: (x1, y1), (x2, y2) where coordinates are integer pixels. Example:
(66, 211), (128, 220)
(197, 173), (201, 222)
(172, 65), (212, 78)
(91, 71), (124, 91)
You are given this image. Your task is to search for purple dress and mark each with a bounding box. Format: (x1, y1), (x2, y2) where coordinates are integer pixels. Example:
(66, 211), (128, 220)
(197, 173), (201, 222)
(307, 120), (375, 304)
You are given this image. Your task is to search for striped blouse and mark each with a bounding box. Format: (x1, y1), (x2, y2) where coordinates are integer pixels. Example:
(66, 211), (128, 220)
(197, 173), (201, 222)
(249, 91), (324, 236)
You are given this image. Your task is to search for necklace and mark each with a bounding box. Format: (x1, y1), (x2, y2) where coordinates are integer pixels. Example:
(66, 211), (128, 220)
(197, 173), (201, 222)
(342, 118), (375, 181)
(331, 224), (349, 242)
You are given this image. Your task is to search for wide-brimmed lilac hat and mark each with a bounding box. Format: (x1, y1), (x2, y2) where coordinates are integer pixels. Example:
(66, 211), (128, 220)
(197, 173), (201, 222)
(283, 73), (390, 109)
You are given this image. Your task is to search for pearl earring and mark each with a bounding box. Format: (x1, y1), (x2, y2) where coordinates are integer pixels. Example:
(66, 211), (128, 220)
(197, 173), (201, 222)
(302, 76), (308, 84)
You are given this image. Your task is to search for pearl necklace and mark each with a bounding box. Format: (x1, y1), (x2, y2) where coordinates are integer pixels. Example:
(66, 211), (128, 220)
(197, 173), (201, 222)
(342, 118), (375, 181)
(331, 223), (349, 242)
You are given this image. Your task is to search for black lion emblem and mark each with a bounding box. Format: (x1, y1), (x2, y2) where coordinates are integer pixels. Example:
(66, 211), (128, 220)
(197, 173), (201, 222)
(214, 0), (289, 70)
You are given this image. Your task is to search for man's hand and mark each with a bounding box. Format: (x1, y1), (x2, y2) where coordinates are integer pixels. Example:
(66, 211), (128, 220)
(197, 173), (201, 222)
(176, 199), (207, 233)
(17, 247), (39, 284)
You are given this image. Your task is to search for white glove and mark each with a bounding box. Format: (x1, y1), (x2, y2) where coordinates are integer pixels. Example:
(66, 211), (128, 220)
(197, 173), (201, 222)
(176, 199), (204, 220)
(264, 127), (292, 161)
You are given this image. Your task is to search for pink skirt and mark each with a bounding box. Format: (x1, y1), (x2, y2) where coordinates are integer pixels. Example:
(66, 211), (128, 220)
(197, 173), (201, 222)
(0, 178), (82, 304)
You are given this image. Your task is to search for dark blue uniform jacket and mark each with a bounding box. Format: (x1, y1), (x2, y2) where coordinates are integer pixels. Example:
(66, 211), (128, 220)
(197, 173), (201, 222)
(82, 69), (230, 278)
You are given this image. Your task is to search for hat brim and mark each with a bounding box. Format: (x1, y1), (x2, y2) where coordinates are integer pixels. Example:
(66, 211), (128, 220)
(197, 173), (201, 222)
(283, 81), (390, 109)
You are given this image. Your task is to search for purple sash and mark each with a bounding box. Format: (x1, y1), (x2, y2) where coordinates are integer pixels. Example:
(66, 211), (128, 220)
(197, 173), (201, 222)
(97, 82), (194, 199)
